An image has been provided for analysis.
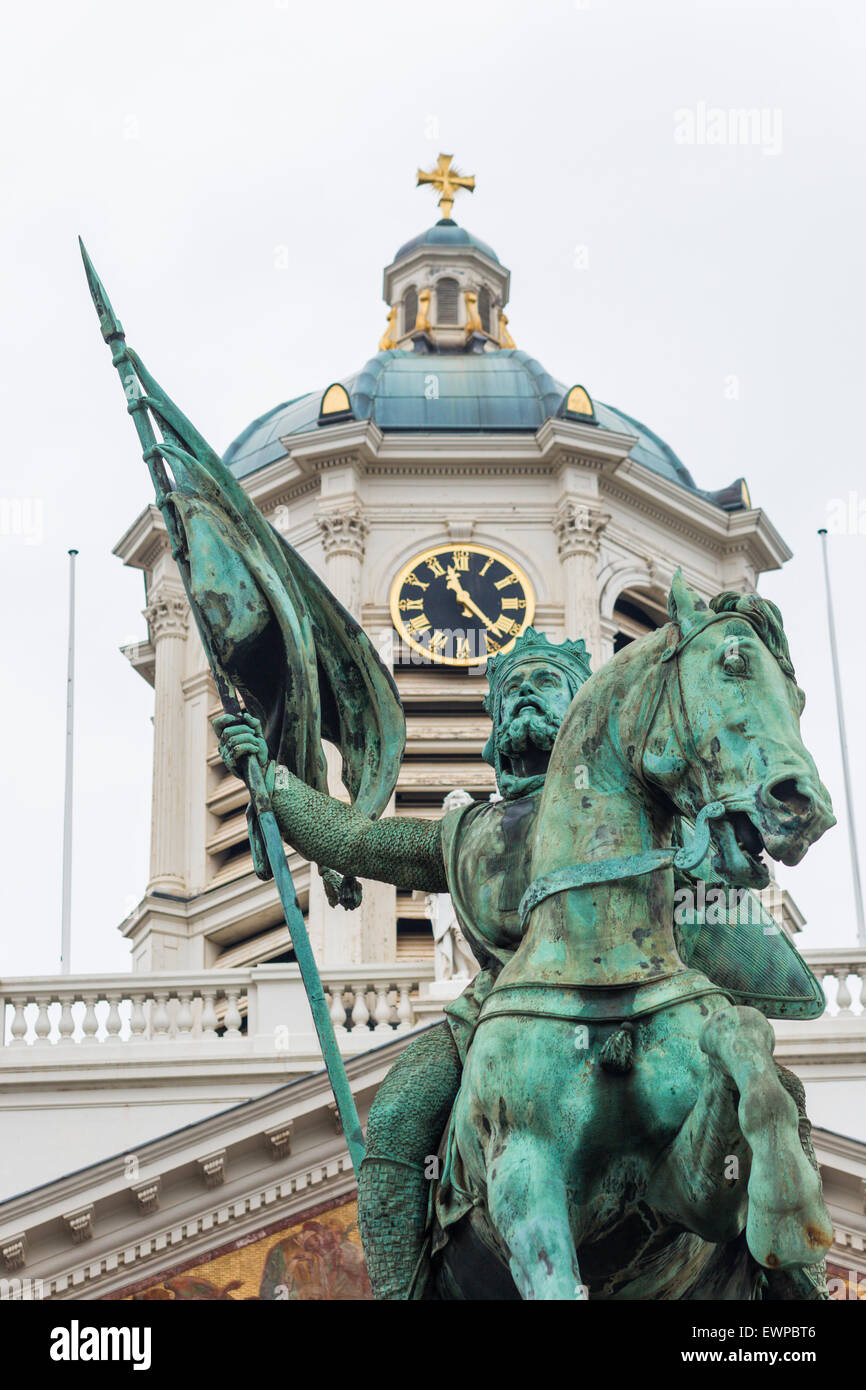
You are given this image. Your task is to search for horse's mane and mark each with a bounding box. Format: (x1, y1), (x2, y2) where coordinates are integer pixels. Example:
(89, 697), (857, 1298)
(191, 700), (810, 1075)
(706, 591), (797, 683)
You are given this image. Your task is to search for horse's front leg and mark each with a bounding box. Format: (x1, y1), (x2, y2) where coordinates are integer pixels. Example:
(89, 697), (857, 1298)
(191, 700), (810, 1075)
(647, 1045), (752, 1245)
(698, 1005), (832, 1270)
(485, 1131), (585, 1301)
(456, 1022), (586, 1301)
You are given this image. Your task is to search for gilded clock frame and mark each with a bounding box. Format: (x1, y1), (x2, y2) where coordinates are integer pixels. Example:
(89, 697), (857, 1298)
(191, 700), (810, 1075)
(389, 542), (536, 668)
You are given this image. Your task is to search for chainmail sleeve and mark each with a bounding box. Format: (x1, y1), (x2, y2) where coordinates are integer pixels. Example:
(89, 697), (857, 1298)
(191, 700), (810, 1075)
(270, 768), (448, 892)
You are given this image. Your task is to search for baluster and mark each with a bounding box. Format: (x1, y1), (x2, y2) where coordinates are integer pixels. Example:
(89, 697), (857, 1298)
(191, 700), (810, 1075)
(151, 991), (171, 1041)
(396, 983), (412, 1031)
(105, 993), (123, 1041)
(129, 992), (147, 1040)
(373, 985), (391, 1033)
(350, 983), (370, 1032)
(176, 991), (194, 1039)
(836, 969), (854, 1015)
(811, 967), (829, 1012)
(81, 994), (99, 1044)
(329, 984), (348, 1033)
(856, 964), (866, 1014)
(10, 1000), (29, 1046)
(34, 996), (52, 1046)
(58, 995), (75, 1045)
(223, 989), (242, 1038)
(201, 991), (219, 1038)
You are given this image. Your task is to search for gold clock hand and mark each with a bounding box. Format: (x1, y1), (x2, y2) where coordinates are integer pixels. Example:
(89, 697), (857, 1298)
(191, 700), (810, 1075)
(446, 566), (496, 631)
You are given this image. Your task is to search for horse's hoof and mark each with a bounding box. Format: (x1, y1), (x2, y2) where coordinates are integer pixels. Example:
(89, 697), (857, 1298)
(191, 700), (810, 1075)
(746, 1199), (833, 1270)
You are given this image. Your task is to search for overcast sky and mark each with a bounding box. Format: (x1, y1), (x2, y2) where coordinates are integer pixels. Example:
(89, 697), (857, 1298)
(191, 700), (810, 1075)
(1, 0), (864, 976)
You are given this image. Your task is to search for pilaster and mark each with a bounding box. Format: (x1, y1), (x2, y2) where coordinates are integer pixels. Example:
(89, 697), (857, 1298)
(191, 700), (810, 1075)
(307, 494), (397, 965)
(144, 582), (189, 894)
(553, 497), (609, 670)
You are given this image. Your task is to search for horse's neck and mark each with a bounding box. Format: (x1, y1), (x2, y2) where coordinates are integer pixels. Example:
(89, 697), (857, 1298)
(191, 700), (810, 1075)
(500, 630), (687, 989)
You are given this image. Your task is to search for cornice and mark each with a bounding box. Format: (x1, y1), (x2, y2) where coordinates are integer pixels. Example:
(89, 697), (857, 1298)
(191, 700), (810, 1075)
(811, 1127), (866, 1176)
(600, 463), (792, 574)
(112, 504), (169, 572)
(0, 1033), (425, 1299)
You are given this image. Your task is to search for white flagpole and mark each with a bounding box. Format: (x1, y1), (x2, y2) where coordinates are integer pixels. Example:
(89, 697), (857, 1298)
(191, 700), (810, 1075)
(61, 548), (78, 974)
(818, 528), (866, 946)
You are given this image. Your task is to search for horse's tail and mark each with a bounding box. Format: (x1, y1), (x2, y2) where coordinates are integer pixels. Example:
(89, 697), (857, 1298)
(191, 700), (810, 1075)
(600, 1022), (635, 1075)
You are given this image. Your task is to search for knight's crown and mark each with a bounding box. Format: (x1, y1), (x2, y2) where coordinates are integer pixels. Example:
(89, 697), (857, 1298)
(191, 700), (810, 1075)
(484, 627), (592, 709)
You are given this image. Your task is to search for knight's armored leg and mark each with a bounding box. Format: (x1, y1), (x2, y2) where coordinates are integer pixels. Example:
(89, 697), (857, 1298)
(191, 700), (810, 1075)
(358, 1021), (461, 1299)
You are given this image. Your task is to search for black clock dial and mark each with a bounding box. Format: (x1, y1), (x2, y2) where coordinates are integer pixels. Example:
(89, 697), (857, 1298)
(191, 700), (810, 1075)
(390, 544), (535, 667)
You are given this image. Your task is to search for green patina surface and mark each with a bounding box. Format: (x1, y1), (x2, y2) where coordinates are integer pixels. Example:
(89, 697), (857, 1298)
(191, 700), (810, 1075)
(217, 584), (836, 1301)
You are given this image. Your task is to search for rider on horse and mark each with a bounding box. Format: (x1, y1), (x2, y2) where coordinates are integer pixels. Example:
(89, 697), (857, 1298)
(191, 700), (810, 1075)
(216, 626), (592, 1297)
(216, 607), (826, 1299)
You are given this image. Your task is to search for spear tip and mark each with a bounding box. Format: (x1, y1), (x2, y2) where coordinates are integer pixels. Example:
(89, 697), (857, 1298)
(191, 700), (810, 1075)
(78, 236), (124, 343)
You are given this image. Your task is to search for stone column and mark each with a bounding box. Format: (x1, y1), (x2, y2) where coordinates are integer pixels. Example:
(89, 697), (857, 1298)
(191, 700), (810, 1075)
(316, 505), (369, 619)
(553, 500), (609, 671)
(144, 583), (189, 894)
(308, 500), (397, 966)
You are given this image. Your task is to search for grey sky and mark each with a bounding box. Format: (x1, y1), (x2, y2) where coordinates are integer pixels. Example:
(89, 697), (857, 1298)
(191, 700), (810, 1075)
(2, 0), (864, 975)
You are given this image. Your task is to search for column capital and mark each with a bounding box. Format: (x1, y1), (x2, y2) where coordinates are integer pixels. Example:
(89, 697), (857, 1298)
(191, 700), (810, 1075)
(553, 500), (609, 560)
(317, 503), (369, 561)
(143, 589), (189, 641)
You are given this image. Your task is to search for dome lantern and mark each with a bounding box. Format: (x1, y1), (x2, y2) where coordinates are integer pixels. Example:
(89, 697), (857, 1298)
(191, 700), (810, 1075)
(381, 155), (511, 353)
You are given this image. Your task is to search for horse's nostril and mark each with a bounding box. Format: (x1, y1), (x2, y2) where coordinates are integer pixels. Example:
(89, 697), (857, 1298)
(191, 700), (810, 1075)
(769, 778), (813, 817)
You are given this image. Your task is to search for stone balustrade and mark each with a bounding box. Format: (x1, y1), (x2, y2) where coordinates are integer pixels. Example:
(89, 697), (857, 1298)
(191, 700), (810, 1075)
(1, 950), (862, 1056)
(805, 948), (866, 1016)
(0, 962), (435, 1052)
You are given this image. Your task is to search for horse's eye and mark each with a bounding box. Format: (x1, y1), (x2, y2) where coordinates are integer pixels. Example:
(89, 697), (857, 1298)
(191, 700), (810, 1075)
(723, 654), (747, 676)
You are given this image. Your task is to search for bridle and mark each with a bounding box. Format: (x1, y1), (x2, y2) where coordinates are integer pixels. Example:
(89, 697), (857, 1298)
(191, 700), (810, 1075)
(517, 611), (758, 933)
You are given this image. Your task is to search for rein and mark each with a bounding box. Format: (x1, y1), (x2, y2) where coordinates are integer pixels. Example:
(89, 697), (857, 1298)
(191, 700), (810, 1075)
(517, 611), (756, 932)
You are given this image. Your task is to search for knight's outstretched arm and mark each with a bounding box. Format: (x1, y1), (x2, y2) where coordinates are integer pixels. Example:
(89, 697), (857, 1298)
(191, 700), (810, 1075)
(215, 714), (447, 893)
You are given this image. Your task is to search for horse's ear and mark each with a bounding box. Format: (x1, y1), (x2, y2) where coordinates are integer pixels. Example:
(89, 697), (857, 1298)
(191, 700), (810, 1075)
(667, 569), (709, 636)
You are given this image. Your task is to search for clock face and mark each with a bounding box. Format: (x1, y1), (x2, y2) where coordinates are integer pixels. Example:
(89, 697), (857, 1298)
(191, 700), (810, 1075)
(390, 543), (535, 667)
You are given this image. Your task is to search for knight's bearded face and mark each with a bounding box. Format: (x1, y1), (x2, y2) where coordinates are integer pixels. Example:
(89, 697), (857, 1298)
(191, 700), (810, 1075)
(494, 661), (574, 759)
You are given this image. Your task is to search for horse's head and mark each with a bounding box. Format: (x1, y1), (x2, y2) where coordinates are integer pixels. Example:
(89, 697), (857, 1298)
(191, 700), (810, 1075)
(643, 572), (835, 888)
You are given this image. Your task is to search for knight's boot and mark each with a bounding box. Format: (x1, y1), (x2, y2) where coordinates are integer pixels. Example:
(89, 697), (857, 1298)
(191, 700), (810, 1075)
(356, 1021), (462, 1300)
(357, 1158), (431, 1299)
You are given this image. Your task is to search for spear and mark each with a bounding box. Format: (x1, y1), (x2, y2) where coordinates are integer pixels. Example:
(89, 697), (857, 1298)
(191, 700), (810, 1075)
(79, 239), (366, 1174)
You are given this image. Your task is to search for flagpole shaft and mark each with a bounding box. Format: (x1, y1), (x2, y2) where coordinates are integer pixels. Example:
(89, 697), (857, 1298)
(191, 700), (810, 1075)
(252, 789), (367, 1173)
(60, 548), (78, 974)
(818, 528), (866, 946)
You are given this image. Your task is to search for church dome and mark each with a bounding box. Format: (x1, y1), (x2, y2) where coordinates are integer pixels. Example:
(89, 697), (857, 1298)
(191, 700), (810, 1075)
(222, 348), (711, 500)
(223, 156), (749, 515)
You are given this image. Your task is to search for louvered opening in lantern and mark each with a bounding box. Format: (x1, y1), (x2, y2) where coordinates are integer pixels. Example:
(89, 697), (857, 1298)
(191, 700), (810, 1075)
(403, 286), (418, 335)
(436, 277), (459, 324)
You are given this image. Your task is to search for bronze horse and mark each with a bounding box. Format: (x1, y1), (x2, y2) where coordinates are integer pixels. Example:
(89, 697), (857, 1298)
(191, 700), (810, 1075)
(430, 575), (835, 1300)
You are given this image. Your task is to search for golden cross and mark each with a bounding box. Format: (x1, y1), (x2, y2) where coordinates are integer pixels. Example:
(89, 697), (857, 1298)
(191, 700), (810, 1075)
(416, 154), (475, 221)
